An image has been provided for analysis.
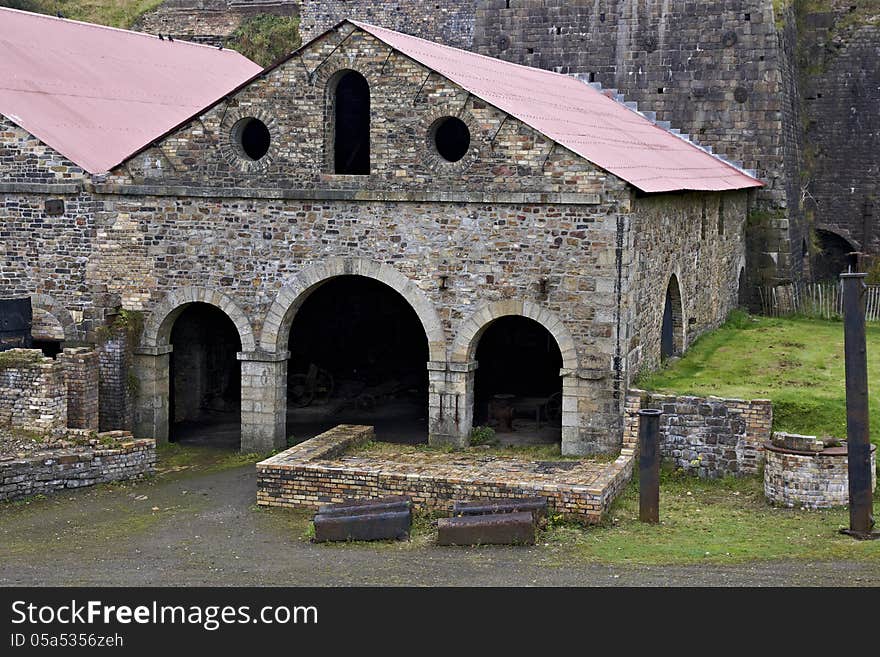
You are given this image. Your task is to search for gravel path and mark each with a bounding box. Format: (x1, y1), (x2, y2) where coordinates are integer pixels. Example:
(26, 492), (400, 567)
(1, 464), (878, 587)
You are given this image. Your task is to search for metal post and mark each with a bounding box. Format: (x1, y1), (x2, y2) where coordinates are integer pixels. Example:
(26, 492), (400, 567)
(638, 408), (662, 524)
(840, 272), (877, 539)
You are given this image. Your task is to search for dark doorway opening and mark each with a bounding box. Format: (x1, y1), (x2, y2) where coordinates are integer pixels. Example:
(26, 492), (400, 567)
(286, 276), (428, 445)
(812, 229), (857, 282)
(31, 340), (62, 358)
(473, 316), (562, 446)
(169, 303), (241, 447)
(737, 267), (749, 308)
(333, 71), (370, 175)
(661, 276), (683, 360)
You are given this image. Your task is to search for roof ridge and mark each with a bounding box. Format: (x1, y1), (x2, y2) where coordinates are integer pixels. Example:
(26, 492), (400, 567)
(0, 6), (244, 54)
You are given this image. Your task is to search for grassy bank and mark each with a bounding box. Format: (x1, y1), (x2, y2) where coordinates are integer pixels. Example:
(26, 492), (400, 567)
(1, 0), (164, 28)
(638, 313), (880, 447)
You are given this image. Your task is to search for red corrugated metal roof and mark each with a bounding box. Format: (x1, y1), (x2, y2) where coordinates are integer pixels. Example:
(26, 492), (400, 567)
(0, 7), (262, 174)
(352, 20), (763, 193)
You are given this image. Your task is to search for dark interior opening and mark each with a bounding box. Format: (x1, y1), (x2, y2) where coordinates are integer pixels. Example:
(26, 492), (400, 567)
(286, 276), (428, 444)
(238, 118), (270, 161)
(433, 116), (471, 163)
(737, 267), (748, 308)
(812, 230), (856, 281)
(334, 71), (370, 175)
(474, 316), (562, 445)
(661, 277), (682, 360)
(169, 303), (241, 447)
(31, 340), (62, 358)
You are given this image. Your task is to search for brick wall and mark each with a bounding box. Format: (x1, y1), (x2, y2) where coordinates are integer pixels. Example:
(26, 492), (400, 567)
(0, 433), (156, 501)
(0, 349), (67, 433)
(624, 389), (772, 477)
(257, 425), (634, 523)
(98, 332), (131, 432)
(58, 347), (100, 431)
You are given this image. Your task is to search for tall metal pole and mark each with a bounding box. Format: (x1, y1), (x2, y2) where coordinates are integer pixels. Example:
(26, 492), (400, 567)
(639, 408), (662, 524)
(840, 272), (876, 538)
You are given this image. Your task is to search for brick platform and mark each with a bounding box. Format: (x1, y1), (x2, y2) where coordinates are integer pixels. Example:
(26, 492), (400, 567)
(256, 425), (634, 523)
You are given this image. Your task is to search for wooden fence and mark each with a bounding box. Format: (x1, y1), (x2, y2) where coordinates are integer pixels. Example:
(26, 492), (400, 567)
(759, 281), (880, 321)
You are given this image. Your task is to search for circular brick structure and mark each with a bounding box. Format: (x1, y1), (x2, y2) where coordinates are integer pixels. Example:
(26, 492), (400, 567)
(764, 441), (877, 509)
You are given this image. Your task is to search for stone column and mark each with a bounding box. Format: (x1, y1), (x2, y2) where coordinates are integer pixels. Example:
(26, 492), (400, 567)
(59, 347), (100, 431)
(428, 360), (477, 448)
(238, 350), (288, 454)
(561, 367), (620, 456)
(132, 346), (171, 443)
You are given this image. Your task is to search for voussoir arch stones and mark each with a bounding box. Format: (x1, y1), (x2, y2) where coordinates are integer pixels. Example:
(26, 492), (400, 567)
(260, 257), (446, 361)
(30, 293), (79, 341)
(450, 299), (579, 370)
(141, 287), (256, 351)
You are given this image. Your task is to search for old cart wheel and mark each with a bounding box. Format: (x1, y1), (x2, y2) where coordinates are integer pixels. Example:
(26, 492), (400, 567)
(289, 374), (315, 407)
(545, 392), (562, 423)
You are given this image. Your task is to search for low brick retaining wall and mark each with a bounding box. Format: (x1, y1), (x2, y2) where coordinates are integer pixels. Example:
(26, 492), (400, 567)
(257, 425), (634, 523)
(0, 432), (156, 501)
(763, 433), (877, 509)
(625, 389), (772, 477)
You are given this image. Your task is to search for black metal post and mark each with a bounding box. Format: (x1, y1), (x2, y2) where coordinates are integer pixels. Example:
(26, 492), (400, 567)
(840, 272), (877, 539)
(638, 408), (662, 524)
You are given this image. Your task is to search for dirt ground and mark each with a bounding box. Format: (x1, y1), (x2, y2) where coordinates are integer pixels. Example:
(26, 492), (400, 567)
(2, 461), (879, 587)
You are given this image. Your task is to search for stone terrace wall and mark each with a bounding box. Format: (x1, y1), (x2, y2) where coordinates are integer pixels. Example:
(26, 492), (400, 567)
(0, 350), (66, 433)
(0, 433), (156, 501)
(625, 389), (772, 477)
(58, 347), (99, 431)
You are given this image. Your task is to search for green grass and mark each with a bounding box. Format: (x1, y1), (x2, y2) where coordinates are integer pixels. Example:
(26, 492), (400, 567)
(1, 0), (164, 29)
(154, 443), (266, 477)
(638, 313), (880, 447)
(541, 467), (880, 564)
(354, 440), (591, 462)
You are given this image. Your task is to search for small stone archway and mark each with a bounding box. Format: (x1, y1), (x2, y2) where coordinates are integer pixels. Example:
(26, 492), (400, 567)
(141, 287), (256, 351)
(30, 293), (78, 342)
(260, 258), (446, 361)
(447, 300), (589, 455)
(133, 288), (257, 449)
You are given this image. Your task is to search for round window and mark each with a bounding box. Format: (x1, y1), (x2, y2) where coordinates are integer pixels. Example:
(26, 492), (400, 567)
(431, 116), (471, 163)
(232, 117), (271, 161)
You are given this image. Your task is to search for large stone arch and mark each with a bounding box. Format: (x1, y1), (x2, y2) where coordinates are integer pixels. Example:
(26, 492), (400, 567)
(141, 287), (256, 351)
(260, 257), (446, 361)
(450, 299), (579, 370)
(30, 293), (78, 342)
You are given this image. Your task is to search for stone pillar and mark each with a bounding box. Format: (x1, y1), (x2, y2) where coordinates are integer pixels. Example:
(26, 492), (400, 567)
(561, 368), (620, 456)
(59, 347), (100, 431)
(238, 350), (288, 454)
(428, 360), (476, 448)
(132, 346), (171, 443)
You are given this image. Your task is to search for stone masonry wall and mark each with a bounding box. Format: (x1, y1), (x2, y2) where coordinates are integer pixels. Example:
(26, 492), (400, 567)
(0, 350), (66, 433)
(98, 332), (132, 432)
(0, 433), (156, 501)
(58, 347), (99, 431)
(625, 389), (772, 477)
(764, 440), (876, 509)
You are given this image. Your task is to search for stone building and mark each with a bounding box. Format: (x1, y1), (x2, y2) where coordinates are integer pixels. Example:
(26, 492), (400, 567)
(0, 9), (761, 455)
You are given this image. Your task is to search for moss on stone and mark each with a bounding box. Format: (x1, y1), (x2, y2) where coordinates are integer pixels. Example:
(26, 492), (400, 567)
(0, 349), (45, 371)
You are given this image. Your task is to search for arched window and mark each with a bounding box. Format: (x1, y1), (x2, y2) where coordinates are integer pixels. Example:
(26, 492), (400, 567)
(661, 275), (684, 360)
(333, 71), (370, 175)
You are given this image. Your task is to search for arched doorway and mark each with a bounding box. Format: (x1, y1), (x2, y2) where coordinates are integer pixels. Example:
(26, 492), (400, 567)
(332, 70), (370, 175)
(473, 316), (563, 446)
(737, 266), (749, 308)
(661, 275), (684, 360)
(286, 276), (429, 444)
(168, 303), (242, 447)
(812, 229), (857, 281)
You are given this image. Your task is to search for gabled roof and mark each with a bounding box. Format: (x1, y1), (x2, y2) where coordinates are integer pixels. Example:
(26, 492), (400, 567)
(0, 7), (262, 174)
(351, 20), (762, 193)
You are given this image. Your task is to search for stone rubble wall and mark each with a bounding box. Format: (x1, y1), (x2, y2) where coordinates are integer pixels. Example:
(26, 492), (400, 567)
(0, 350), (67, 433)
(0, 433), (156, 501)
(257, 424), (634, 523)
(764, 437), (877, 510)
(58, 347), (100, 431)
(624, 389), (772, 478)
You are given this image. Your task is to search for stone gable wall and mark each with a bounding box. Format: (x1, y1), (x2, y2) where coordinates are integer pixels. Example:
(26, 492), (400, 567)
(0, 116), (85, 183)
